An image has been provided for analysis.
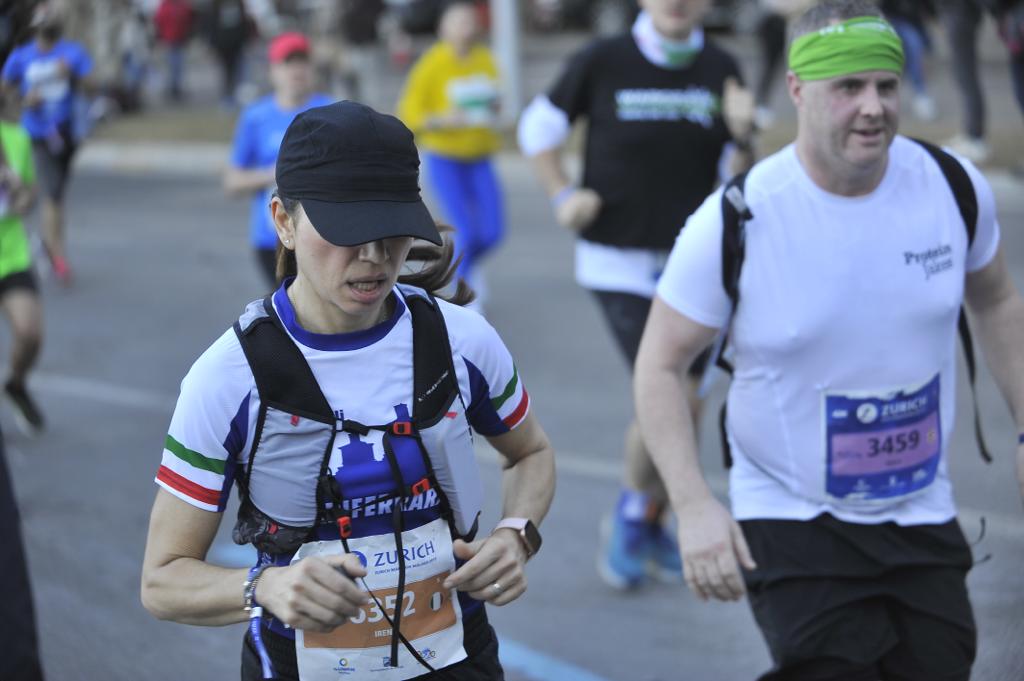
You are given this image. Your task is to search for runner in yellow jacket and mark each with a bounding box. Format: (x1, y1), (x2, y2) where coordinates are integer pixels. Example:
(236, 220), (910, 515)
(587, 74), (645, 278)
(397, 1), (504, 307)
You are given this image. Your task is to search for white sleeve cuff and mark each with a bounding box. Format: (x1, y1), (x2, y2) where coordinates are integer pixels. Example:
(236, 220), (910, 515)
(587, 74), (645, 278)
(517, 95), (571, 157)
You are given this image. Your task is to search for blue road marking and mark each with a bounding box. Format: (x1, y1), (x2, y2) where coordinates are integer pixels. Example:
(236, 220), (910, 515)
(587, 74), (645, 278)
(500, 639), (614, 681)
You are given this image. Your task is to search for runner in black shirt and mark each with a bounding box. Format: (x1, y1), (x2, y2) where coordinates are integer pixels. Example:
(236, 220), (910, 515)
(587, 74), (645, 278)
(518, 0), (755, 590)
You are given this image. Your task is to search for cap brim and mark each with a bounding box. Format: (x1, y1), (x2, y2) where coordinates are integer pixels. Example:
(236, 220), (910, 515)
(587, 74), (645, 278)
(272, 48), (309, 63)
(300, 198), (443, 247)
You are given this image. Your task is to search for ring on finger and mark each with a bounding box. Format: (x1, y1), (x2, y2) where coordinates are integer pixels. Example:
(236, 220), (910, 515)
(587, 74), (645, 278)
(491, 581), (502, 595)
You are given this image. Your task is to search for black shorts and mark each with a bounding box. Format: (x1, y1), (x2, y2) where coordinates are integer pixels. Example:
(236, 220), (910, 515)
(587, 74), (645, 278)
(0, 270), (37, 298)
(31, 125), (76, 201)
(741, 514), (977, 681)
(241, 609), (504, 680)
(590, 289), (710, 377)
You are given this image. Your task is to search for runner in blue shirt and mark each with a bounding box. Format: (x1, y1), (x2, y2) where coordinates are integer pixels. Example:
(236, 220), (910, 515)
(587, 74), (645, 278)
(224, 32), (333, 286)
(1, 7), (92, 285)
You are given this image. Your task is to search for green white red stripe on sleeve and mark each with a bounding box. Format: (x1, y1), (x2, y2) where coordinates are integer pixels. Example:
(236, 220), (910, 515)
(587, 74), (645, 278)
(493, 367), (530, 430)
(155, 434), (227, 511)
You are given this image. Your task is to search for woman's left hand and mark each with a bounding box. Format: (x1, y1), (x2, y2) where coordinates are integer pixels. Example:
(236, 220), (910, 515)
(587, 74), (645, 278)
(443, 531), (528, 606)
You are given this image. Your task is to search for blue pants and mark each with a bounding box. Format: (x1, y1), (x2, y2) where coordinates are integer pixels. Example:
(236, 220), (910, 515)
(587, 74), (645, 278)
(167, 44), (185, 97)
(423, 153), (504, 280)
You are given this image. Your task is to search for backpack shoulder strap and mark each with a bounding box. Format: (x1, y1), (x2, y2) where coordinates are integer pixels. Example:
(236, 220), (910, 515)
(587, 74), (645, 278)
(720, 171), (753, 313)
(233, 296), (334, 423)
(716, 172), (752, 469)
(910, 137), (992, 463)
(406, 290), (460, 429)
(910, 137), (978, 246)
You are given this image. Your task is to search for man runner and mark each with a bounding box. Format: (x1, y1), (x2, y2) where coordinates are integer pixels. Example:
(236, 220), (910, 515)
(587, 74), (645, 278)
(635, 1), (1024, 679)
(518, 0), (755, 590)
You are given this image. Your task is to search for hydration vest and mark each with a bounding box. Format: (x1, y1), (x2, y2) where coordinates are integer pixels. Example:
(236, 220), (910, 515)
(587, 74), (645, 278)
(230, 286), (483, 672)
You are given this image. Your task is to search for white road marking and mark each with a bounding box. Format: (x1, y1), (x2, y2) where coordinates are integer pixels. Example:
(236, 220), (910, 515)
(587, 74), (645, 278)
(29, 372), (1023, 541)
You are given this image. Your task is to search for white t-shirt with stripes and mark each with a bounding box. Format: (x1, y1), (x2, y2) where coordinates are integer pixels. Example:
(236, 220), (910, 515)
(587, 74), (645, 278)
(156, 283), (530, 514)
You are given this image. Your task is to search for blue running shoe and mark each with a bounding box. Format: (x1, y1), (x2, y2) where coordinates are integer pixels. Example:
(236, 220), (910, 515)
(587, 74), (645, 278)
(597, 512), (652, 590)
(648, 523), (684, 583)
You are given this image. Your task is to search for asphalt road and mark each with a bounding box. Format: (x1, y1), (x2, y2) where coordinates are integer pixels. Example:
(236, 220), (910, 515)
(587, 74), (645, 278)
(6, 18), (1024, 681)
(3, 148), (1023, 681)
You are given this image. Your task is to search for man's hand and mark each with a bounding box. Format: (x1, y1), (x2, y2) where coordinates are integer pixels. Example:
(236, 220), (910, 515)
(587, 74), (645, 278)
(677, 495), (757, 602)
(23, 88), (42, 109)
(443, 531), (527, 606)
(554, 187), (602, 233)
(722, 77), (756, 142)
(256, 554), (369, 633)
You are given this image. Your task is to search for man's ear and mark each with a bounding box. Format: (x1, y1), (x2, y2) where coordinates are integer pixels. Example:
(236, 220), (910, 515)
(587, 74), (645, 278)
(786, 70), (804, 109)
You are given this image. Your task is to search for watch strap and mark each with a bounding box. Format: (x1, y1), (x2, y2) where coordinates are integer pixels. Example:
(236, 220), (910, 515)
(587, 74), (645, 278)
(494, 517), (540, 557)
(244, 564), (270, 612)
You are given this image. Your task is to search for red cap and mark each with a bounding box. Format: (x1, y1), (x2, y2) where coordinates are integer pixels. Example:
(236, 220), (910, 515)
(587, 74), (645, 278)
(268, 32), (310, 64)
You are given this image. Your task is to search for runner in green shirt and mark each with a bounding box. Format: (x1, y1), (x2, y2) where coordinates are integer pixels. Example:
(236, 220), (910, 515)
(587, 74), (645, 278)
(0, 90), (45, 434)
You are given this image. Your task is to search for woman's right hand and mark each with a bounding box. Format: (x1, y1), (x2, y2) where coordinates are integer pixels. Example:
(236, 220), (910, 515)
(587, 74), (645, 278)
(255, 554), (369, 633)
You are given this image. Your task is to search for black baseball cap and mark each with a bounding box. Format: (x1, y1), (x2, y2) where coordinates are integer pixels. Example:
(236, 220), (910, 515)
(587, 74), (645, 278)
(275, 101), (442, 246)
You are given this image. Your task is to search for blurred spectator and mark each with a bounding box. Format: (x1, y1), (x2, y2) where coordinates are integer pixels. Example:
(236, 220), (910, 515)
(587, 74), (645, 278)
(0, 425), (44, 681)
(883, 0), (938, 120)
(752, 0), (814, 129)
(939, 0), (990, 163)
(117, 6), (152, 113)
(202, 0), (255, 108)
(223, 32), (331, 286)
(337, 0), (386, 108)
(0, 1), (40, 66)
(154, 0), (193, 101)
(397, 0), (504, 308)
(752, 3), (785, 129)
(991, 0), (1023, 177)
(1, 3), (92, 285)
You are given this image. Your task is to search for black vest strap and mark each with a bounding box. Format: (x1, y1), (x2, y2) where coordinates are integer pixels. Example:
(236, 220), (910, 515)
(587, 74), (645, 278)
(234, 297), (335, 422)
(409, 294), (459, 427)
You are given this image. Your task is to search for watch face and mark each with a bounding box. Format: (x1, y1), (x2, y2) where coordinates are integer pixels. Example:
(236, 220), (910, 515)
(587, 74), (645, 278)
(522, 521), (542, 555)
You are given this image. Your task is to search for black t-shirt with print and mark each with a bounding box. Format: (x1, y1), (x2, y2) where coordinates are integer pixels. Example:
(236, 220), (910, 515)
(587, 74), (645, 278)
(549, 34), (741, 250)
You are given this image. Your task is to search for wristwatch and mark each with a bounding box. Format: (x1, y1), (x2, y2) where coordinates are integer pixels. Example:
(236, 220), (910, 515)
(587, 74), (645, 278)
(494, 517), (542, 559)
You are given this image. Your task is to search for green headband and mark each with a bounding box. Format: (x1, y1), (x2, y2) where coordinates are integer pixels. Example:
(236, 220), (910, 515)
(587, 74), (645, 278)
(788, 16), (905, 81)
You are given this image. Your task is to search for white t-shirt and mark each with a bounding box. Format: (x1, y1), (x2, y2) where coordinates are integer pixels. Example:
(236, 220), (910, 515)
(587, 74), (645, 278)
(657, 136), (1000, 526)
(156, 284), (530, 514)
